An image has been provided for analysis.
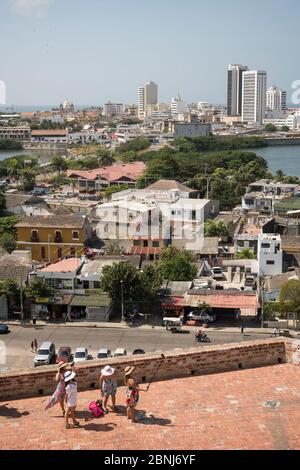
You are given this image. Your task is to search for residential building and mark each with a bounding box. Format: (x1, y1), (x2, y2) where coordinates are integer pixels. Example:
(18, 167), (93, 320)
(266, 86), (287, 111)
(138, 81), (158, 119)
(242, 70), (267, 124)
(0, 126), (31, 141)
(227, 64), (249, 116)
(174, 122), (211, 137)
(242, 180), (300, 214)
(33, 258), (84, 293)
(103, 102), (124, 118)
(258, 233), (283, 276)
(263, 114), (297, 131)
(15, 214), (91, 263)
(171, 94), (187, 120)
(67, 162), (146, 193)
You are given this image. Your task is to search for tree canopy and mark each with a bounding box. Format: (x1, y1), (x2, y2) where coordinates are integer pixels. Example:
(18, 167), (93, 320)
(204, 220), (229, 237)
(157, 247), (198, 282)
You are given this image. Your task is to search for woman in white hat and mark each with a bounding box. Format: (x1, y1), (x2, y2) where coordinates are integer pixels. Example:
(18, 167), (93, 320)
(64, 370), (80, 429)
(99, 365), (117, 413)
(124, 366), (147, 423)
(45, 361), (74, 415)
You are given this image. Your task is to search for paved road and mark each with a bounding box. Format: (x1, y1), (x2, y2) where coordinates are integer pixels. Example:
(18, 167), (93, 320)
(0, 325), (272, 372)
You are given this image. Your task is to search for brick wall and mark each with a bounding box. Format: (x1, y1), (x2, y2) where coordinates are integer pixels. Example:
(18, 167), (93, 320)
(0, 339), (287, 401)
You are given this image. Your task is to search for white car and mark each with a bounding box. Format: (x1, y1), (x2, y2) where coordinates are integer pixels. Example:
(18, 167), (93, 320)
(187, 311), (217, 323)
(74, 347), (89, 363)
(97, 348), (111, 359)
(211, 267), (224, 280)
(113, 348), (127, 357)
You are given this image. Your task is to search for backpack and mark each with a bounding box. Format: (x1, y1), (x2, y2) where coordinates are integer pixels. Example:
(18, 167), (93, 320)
(89, 400), (104, 418)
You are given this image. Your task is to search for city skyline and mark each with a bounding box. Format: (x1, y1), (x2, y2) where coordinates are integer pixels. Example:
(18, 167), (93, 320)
(1, 0), (299, 105)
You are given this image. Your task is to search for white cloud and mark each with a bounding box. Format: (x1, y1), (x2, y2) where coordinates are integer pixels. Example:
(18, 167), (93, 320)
(9, 0), (54, 17)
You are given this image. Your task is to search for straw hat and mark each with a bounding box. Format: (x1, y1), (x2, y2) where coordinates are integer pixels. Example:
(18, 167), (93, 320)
(101, 365), (115, 377)
(57, 361), (70, 371)
(64, 370), (76, 382)
(124, 366), (135, 376)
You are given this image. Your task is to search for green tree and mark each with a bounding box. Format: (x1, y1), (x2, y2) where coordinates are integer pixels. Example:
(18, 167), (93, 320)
(281, 126), (290, 132)
(0, 190), (6, 214)
(264, 124), (278, 133)
(140, 265), (162, 299)
(7, 158), (22, 186)
(96, 149), (115, 167)
(100, 261), (142, 303)
(204, 220), (229, 237)
(0, 216), (19, 237)
(24, 278), (56, 300)
(0, 279), (20, 298)
(0, 233), (16, 253)
(236, 249), (256, 260)
(279, 279), (300, 312)
(117, 137), (151, 154)
(157, 247), (198, 282)
(21, 167), (36, 191)
(52, 155), (68, 174)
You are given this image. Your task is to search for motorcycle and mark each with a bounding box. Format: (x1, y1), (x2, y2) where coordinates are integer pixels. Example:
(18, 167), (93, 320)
(195, 334), (211, 343)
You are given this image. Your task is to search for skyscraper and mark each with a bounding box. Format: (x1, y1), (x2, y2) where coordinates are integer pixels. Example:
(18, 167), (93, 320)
(266, 86), (287, 111)
(242, 70), (267, 124)
(227, 64), (249, 116)
(138, 81), (158, 119)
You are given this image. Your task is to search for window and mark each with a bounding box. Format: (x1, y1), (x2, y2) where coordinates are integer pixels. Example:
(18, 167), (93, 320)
(41, 247), (46, 259)
(152, 241), (159, 248)
(143, 240), (148, 247)
(72, 231), (79, 240)
(266, 260), (275, 265)
(133, 240), (141, 246)
(192, 210), (196, 220)
(261, 243), (270, 249)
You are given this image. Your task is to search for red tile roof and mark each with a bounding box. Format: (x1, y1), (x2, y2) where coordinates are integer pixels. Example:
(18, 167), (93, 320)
(40, 258), (82, 273)
(185, 291), (260, 309)
(31, 130), (68, 136)
(67, 162), (146, 183)
(130, 246), (160, 256)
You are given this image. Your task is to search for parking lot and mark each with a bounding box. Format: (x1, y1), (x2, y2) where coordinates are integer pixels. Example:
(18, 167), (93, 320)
(0, 325), (271, 372)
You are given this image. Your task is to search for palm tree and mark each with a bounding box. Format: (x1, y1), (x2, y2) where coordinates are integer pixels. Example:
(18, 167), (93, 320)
(7, 159), (21, 187)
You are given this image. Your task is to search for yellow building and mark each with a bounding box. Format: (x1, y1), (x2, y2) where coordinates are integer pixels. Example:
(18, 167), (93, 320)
(16, 215), (91, 263)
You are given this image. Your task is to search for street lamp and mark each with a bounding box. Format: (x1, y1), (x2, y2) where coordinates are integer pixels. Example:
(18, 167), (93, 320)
(120, 279), (125, 322)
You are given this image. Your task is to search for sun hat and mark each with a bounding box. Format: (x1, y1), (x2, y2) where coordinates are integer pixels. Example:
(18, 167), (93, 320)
(64, 370), (76, 382)
(124, 366), (135, 376)
(101, 365), (115, 376)
(57, 361), (70, 371)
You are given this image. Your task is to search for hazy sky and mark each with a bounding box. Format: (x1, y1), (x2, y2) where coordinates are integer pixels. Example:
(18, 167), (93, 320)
(1, 0), (299, 106)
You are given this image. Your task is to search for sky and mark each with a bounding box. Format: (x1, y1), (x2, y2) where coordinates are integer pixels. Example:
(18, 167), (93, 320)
(1, 0), (299, 106)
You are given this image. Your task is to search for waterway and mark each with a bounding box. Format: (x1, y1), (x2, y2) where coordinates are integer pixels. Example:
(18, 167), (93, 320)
(252, 145), (300, 177)
(0, 148), (65, 163)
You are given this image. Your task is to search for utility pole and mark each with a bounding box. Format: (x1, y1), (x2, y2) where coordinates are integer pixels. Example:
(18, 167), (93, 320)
(120, 279), (124, 322)
(20, 274), (24, 322)
(260, 275), (264, 329)
(48, 234), (51, 263)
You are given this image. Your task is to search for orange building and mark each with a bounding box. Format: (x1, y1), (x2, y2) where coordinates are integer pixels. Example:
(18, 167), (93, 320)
(16, 215), (91, 263)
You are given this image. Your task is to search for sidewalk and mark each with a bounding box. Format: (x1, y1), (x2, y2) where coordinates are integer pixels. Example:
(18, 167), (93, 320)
(0, 319), (294, 336)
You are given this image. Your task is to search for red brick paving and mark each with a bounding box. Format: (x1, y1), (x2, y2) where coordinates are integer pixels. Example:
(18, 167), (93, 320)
(1, 364), (300, 450)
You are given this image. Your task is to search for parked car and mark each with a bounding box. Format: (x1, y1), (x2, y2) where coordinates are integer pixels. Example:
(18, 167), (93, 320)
(132, 349), (146, 355)
(56, 346), (72, 364)
(187, 311), (217, 323)
(0, 324), (9, 334)
(211, 267), (224, 280)
(34, 342), (55, 367)
(97, 348), (111, 359)
(244, 275), (256, 290)
(113, 348), (127, 357)
(74, 347), (89, 363)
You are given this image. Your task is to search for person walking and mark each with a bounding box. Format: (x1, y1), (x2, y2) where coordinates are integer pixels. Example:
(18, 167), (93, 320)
(31, 341), (34, 352)
(34, 339), (38, 352)
(45, 362), (74, 416)
(64, 370), (80, 429)
(240, 323), (245, 336)
(99, 365), (117, 413)
(124, 366), (147, 423)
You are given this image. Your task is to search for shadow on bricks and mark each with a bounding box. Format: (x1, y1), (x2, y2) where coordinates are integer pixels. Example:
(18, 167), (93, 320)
(0, 404), (30, 419)
(82, 422), (117, 432)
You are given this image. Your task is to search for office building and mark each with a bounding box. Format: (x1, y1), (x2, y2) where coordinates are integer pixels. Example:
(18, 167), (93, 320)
(266, 86), (287, 111)
(242, 70), (267, 124)
(138, 81), (158, 119)
(227, 64), (249, 116)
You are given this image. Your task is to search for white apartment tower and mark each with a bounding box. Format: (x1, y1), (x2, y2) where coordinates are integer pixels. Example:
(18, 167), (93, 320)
(138, 81), (158, 119)
(227, 64), (249, 116)
(242, 70), (267, 124)
(266, 86), (287, 111)
(171, 94), (187, 120)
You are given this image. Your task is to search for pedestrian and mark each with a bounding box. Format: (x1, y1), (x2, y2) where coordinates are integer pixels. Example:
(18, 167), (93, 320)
(64, 370), (80, 429)
(34, 339), (38, 352)
(45, 361), (73, 416)
(31, 340), (34, 352)
(272, 327), (279, 338)
(240, 323), (245, 335)
(124, 366), (147, 423)
(99, 365), (117, 413)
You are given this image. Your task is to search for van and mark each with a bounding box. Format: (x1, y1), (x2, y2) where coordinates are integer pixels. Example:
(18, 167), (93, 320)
(34, 342), (55, 367)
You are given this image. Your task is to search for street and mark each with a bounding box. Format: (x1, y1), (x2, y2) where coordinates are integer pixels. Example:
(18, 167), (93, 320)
(0, 325), (272, 372)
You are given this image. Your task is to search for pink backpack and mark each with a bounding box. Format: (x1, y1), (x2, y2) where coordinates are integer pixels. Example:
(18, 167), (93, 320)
(89, 401), (104, 418)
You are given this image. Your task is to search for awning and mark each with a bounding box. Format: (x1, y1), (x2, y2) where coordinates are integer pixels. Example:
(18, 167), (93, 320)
(161, 296), (185, 309)
(184, 292), (260, 309)
(70, 294), (111, 308)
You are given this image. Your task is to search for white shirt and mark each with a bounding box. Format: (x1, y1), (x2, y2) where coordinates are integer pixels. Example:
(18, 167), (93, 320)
(66, 382), (77, 407)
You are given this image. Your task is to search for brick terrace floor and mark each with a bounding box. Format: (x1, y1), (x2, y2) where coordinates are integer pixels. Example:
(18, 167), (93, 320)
(1, 363), (300, 450)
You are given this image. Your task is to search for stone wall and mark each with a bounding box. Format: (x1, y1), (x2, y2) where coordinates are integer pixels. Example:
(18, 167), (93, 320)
(0, 339), (288, 401)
